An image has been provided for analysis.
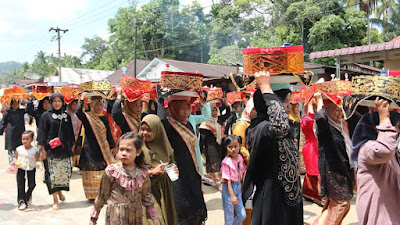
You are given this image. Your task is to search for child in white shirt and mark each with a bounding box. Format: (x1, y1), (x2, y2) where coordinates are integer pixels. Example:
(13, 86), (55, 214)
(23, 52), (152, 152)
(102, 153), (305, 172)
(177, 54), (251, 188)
(12, 130), (41, 210)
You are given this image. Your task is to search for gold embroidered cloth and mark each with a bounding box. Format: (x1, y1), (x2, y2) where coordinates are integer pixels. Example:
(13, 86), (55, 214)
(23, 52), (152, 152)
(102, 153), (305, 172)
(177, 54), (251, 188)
(243, 45), (304, 75)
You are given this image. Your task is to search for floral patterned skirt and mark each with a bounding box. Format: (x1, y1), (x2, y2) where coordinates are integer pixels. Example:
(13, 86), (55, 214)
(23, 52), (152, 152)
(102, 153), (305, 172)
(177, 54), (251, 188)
(44, 157), (72, 194)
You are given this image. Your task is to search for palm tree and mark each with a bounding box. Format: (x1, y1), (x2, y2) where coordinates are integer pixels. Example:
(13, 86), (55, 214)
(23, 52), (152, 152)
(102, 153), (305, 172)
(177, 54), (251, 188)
(347, 0), (379, 45)
(374, 0), (396, 22)
(372, 2), (400, 41)
(34, 51), (47, 65)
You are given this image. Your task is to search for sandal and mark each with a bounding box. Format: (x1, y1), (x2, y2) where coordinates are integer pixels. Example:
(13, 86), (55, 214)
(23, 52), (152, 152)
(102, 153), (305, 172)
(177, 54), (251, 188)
(59, 195), (66, 202)
(52, 203), (59, 210)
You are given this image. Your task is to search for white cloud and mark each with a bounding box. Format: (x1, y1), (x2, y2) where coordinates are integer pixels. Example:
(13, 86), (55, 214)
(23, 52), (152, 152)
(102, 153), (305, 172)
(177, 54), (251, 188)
(1, 0), (88, 22)
(0, 0), (89, 37)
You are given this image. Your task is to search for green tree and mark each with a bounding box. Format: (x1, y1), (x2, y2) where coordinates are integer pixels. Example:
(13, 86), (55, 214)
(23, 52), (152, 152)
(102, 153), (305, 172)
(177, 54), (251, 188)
(81, 36), (109, 69)
(62, 54), (82, 68)
(309, 8), (367, 64)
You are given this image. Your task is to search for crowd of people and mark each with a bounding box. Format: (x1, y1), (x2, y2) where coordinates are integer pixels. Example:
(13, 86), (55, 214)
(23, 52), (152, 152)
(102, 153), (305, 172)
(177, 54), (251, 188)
(0, 70), (399, 225)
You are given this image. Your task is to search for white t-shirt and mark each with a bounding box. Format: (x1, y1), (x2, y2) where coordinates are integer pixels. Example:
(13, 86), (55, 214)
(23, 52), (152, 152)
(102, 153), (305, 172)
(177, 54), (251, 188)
(16, 146), (39, 171)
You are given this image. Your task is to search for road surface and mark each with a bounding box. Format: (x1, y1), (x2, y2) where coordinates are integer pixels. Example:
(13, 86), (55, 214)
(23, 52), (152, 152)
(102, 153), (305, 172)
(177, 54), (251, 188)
(0, 124), (358, 225)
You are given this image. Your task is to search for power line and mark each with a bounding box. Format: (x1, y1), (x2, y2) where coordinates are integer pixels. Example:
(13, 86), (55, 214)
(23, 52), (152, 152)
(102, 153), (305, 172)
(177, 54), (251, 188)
(11, 1), (131, 63)
(63, 0), (128, 27)
(135, 2), (362, 55)
(67, 0), (131, 29)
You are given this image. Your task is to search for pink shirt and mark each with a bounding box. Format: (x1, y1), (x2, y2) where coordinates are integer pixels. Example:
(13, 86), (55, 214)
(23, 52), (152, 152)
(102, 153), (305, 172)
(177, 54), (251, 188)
(221, 155), (246, 182)
(356, 123), (400, 225)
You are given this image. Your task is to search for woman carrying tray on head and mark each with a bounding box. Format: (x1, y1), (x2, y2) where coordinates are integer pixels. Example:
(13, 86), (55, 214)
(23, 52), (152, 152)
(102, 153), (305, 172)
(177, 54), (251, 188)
(156, 71), (207, 225)
(112, 87), (144, 134)
(312, 92), (353, 225)
(301, 97), (322, 205)
(158, 94), (207, 225)
(242, 72), (303, 225)
(76, 92), (116, 201)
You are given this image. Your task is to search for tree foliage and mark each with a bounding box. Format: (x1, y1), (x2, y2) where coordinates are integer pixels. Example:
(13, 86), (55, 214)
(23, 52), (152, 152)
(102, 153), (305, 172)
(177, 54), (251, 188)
(5, 0), (400, 83)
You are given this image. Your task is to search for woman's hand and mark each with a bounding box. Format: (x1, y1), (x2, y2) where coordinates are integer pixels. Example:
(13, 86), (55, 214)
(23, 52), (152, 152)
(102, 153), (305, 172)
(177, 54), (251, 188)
(116, 87), (123, 99)
(89, 219), (96, 225)
(173, 164), (179, 177)
(149, 163), (168, 176)
(314, 92), (323, 112)
(80, 92), (87, 101)
(153, 219), (161, 225)
(255, 71), (273, 94)
(375, 97), (391, 125)
(231, 195), (238, 205)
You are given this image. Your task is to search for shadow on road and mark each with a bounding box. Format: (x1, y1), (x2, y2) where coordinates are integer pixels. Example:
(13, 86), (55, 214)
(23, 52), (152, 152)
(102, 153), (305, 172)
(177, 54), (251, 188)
(205, 198), (223, 211)
(202, 185), (220, 194)
(39, 200), (92, 210)
(0, 203), (16, 211)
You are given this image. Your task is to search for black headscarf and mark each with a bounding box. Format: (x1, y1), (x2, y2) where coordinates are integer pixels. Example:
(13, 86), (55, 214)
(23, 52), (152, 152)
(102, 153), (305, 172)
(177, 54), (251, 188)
(252, 89), (268, 120)
(147, 99), (157, 114)
(351, 111), (400, 168)
(49, 93), (65, 114)
(38, 97), (50, 112)
(274, 89), (291, 102)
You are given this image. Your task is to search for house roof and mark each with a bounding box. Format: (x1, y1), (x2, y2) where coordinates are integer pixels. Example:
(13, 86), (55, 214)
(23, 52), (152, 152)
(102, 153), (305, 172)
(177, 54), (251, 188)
(309, 36), (400, 59)
(106, 58), (240, 84)
(389, 35), (400, 42)
(154, 58), (239, 78)
(13, 79), (40, 86)
(46, 67), (114, 85)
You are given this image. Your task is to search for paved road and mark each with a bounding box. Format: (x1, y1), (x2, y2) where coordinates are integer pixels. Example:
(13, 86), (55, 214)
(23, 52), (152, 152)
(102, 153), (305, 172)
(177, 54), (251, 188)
(0, 125), (359, 225)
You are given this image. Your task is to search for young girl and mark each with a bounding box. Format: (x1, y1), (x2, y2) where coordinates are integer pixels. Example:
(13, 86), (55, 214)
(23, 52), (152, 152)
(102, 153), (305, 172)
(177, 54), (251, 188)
(12, 130), (42, 210)
(221, 135), (247, 225)
(89, 132), (160, 225)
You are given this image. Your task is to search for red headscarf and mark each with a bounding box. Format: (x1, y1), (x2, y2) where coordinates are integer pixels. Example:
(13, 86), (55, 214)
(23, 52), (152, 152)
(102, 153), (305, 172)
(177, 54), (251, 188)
(168, 100), (191, 124)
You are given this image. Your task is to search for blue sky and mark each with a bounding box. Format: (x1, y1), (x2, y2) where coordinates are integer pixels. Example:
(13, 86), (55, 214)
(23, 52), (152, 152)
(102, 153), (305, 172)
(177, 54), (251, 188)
(0, 0), (213, 64)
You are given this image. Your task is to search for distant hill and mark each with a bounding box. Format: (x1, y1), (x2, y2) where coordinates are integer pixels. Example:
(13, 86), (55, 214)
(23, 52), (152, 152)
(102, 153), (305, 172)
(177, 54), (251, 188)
(0, 61), (21, 76)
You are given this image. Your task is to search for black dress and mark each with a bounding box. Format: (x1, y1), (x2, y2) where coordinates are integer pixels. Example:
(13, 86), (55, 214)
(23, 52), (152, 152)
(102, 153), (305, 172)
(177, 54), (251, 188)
(76, 101), (115, 171)
(199, 128), (224, 173)
(111, 98), (141, 134)
(315, 108), (353, 201)
(243, 90), (303, 225)
(224, 111), (237, 135)
(161, 119), (207, 225)
(0, 109), (26, 151)
(289, 120), (301, 150)
(37, 110), (75, 194)
(157, 100), (206, 225)
(26, 99), (47, 127)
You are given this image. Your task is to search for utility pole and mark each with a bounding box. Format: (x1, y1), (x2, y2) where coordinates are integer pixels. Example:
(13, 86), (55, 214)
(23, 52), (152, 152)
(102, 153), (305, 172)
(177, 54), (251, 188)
(49, 27), (68, 82)
(134, 21), (138, 78)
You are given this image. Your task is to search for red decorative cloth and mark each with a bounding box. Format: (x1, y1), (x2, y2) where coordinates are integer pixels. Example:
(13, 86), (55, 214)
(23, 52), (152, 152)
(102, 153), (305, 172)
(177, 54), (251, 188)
(226, 92), (245, 105)
(119, 75), (151, 102)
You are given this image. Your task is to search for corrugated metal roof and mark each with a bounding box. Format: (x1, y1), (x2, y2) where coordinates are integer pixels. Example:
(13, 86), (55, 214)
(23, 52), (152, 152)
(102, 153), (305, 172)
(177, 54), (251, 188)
(46, 67), (114, 85)
(310, 36), (400, 59)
